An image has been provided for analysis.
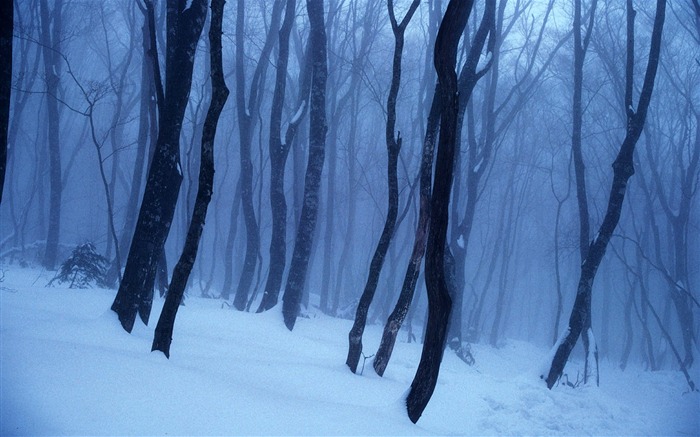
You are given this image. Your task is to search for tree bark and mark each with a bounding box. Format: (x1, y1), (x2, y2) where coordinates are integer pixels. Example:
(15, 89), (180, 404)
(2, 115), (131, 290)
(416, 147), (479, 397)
(345, 0), (420, 375)
(39, 0), (63, 271)
(445, 0), (495, 357)
(406, 0), (472, 423)
(257, 0), (309, 313)
(231, 1), (283, 310)
(0, 0), (12, 204)
(282, 0), (328, 331)
(373, 85), (441, 377)
(544, 0), (666, 389)
(111, 0), (208, 333)
(152, 0), (227, 358)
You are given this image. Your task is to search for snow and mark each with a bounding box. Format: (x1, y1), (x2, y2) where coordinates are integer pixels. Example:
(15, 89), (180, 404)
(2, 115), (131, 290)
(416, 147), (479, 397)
(476, 51), (493, 75)
(1, 267), (698, 436)
(473, 156), (484, 173)
(290, 101), (307, 125)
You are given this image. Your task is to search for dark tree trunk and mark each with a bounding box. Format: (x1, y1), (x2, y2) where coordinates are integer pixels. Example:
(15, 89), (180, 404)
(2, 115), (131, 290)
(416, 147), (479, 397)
(345, 0), (420, 375)
(406, 0), (472, 423)
(445, 0), (495, 357)
(39, 0), (63, 271)
(571, 0), (596, 264)
(282, 0), (328, 331)
(0, 0), (11, 204)
(231, 0), (283, 310)
(374, 0), (493, 377)
(373, 86), (441, 377)
(570, 0), (598, 383)
(256, 0), (308, 313)
(544, 0), (666, 389)
(111, 0), (208, 333)
(152, 0), (227, 358)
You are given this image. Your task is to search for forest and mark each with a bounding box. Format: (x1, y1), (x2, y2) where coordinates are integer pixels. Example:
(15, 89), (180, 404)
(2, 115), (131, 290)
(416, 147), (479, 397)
(0, 0), (698, 433)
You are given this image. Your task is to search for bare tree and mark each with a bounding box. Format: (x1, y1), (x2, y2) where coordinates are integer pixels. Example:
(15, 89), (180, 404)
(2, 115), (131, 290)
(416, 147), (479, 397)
(406, 0), (472, 423)
(346, 0), (420, 374)
(231, 0), (284, 310)
(569, 0), (598, 383)
(544, 0), (667, 389)
(152, 0), (228, 358)
(257, 0), (310, 313)
(111, 0), (208, 333)
(38, 0), (63, 270)
(282, 0), (328, 331)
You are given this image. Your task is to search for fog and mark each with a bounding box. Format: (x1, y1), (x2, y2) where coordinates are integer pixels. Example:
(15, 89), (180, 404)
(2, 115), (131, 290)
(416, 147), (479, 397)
(1, 0), (698, 394)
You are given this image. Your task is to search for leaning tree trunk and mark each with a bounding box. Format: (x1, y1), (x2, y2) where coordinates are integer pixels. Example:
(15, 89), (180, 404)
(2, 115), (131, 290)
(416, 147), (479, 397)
(406, 0), (472, 424)
(111, 0), (208, 333)
(373, 86), (440, 377)
(0, 0), (12, 204)
(374, 0), (493, 377)
(345, 0), (420, 375)
(282, 0), (328, 331)
(152, 0), (227, 358)
(372, 0), (445, 369)
(544, 0), (666, 389)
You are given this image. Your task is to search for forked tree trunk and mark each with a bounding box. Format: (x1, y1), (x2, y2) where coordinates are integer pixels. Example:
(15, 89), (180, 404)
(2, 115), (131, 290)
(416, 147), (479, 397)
(111, 0), (208, 333)
(374, 0), (493, 377)
(445, 0), (495, 358)
(152, 0), (227, 358)
(282, 0), (328, 331)
(406, 0), (472, 423)
(373, 86), (440, 377)
(231, 1), (283, 310)
(544, 0), (666, 389)
(345, 0), (420, 375)
(257, 0), (310, 313)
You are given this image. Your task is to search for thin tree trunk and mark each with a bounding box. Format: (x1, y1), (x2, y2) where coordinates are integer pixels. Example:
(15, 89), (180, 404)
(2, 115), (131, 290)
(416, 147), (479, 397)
(345, 0), (420, 375)
(0, 0), (12, 204)
(231, 0), (283, 310)
(39, 0), (63, 270)
(152, 0), (227, 358)
(282, 0), (328, 331)
(373, 85), (441, 377)
(544, 0), (666, 388)
(257, 0), (310, 313)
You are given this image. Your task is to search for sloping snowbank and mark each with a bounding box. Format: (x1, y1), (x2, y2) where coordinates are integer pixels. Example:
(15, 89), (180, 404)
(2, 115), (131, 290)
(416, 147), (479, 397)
(1, 267), (697, 435)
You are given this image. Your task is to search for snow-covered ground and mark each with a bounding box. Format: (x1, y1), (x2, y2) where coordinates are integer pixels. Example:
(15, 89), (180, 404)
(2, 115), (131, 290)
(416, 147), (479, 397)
(1, 267), (697, 435)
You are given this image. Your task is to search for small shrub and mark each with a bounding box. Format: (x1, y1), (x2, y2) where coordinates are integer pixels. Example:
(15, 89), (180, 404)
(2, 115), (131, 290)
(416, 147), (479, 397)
(49, 243), (109, 289)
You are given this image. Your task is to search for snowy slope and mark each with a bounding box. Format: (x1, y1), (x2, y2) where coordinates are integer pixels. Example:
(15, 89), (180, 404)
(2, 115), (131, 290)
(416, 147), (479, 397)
(1, 267), (697, 435)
